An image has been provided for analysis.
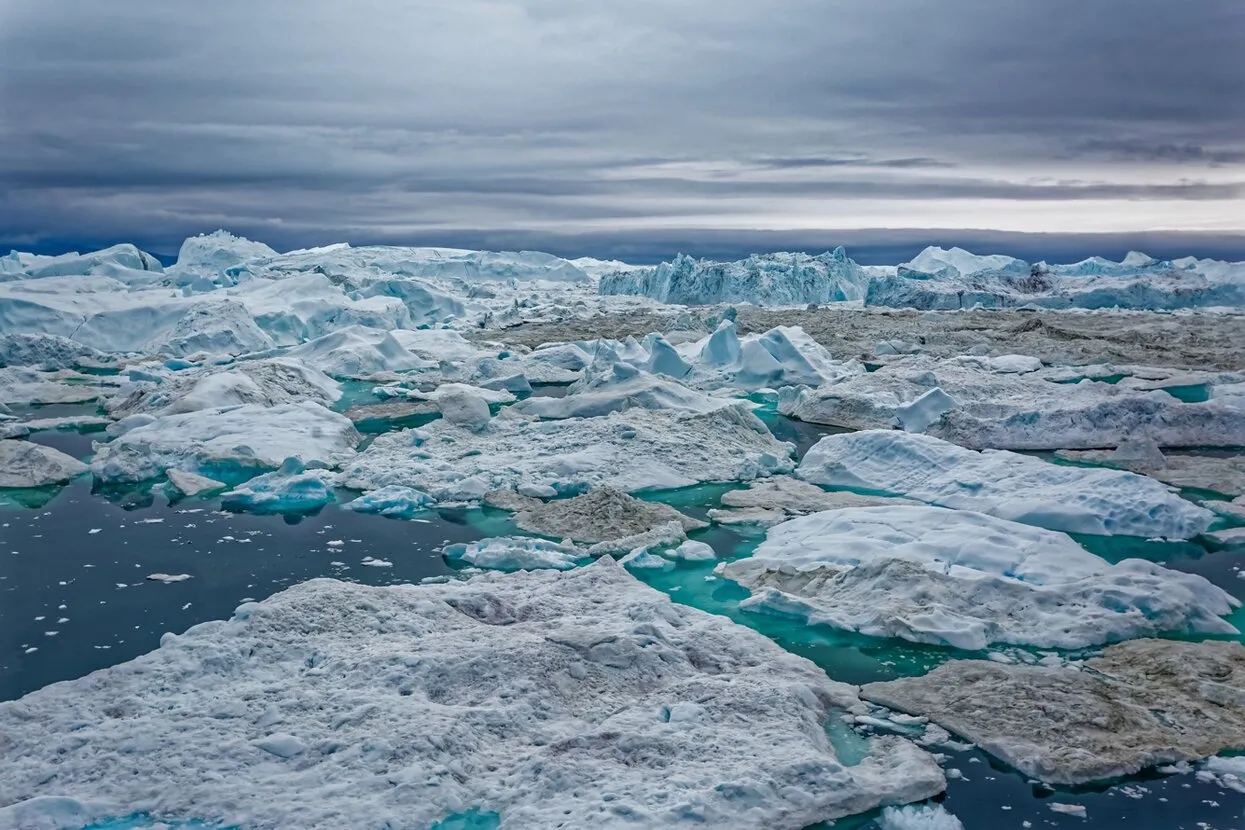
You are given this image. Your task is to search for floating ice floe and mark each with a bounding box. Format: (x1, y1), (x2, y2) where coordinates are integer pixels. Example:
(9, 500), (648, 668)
(219, 459), (337, 514)
(861, 638), (1245, 785)
(92, 401), (359, 486)
(0, 367), (112, 406)
(1055, 440), (1245, 497)
(343, 485), (435, 519)
(0, 561), (945, 828)
(878, 803), (965, 830)
(0, 440), (89, 488)
(444, 536), (587, 571)
(780, 356), (1245, 450)
(708, 475), (917, 527)
(502, 488), (706, 543)
(798, 430), (1214, 538)
(165, 469), (226, 499)
(721, 506), (1238, 650)
(105, 358), (341, 418)
(338, 406), (794, 503)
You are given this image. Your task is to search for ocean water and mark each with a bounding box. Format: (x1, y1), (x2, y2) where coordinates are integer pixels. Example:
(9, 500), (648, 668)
(3, 409), (1245, 829)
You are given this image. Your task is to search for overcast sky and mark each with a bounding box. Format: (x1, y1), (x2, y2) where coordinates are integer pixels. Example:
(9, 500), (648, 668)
(2, 0), (1243, 258)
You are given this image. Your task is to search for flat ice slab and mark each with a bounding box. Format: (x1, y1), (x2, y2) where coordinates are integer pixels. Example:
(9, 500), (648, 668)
(0, 561), (945, 829)
(722, 506), (1238, 650)
(339, 406), (794, 502)
(862, 639), (1245, 786)
(797, 430), (1214, 538)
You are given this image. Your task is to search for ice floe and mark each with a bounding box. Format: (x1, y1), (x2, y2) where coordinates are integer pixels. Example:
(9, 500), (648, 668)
(0, 440), (89, 488)
(780, 356), (1245, 450)
(0, 561), (945, 828)
(721, 506), (1238, 650)
(861, 638), (1245, 785)
(91, 401), (359, 486)
(798, 430), (1214, 538)
(338, 406), (794, 502)
(502, 488), (706, 543)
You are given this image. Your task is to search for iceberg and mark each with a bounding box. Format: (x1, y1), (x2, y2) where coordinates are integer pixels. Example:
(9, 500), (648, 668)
(219, 459), (337, 514)
(780, 356), (1245, 450)
(600, 248), (869, 306)
(709, 476), (916, 527)
(0, 440), (89, 488)
(515, 362), (739, 419)
(798, 430), (1214, 538)
(861, 638), (1245, 785)
(504, 487), (706, 543)
(106, 358), (341, 418)
(91, 401), (359, 485)
(284, 326), (433, 378)
(443, 536), (588, 571)
(0, 562), (945, 828)
(343, 484), (435, 519)
(722, 506), (1237, 650)
(338, 406), (794, 502)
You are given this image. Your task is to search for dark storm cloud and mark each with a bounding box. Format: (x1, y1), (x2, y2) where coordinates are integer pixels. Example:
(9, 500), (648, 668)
(1, 0), (1243, 254)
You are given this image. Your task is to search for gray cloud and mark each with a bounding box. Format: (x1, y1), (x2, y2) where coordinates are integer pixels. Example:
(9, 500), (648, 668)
(1, 0), (1243, 253)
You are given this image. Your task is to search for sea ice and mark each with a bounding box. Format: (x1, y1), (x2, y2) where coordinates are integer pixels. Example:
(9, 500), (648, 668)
(861, 638), (1245, 785)
(0, 562), (948, 828)
(722, 506), (1237, 650)
(91, 401), (359, 485)
(338, 406), (794, 502)
(0, 440), (89, 488)
(219, 459), (337, 514)
(780, 357), (1245, 450)
(798, 430), (1214, 538)
(343, 485), (435, 519)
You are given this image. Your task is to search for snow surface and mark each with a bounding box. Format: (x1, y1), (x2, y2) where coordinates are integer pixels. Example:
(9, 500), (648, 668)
(723, 507), (1237, 650)
(798, 430), (1214, 538)
(0, 561), (945, 829)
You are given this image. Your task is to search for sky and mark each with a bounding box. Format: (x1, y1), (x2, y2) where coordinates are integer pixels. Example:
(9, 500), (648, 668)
(2, 0), (1243, 262)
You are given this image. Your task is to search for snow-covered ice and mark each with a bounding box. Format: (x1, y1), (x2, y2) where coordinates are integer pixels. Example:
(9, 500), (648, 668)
(798, 430), (1214, 538)
(0, 440), (89, 488)
(0, 561), (945, 828)
(862, 638), (1245, 786)
(91, 401), (359, 485)
(722, 506), (1237, 650)
(338, 406), (794, 502)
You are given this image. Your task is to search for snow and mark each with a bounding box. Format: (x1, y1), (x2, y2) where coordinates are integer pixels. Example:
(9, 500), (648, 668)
(781, 356), (1245, 450)
(338, 406), (794, 503)
(600, 248), (869, 306)
(219, 459), (338, 514)
(0, 562), (945, 828)
(0, 440), (89, 488)
(91, 401), (359, 486)
(722, 507), (1237, 650)
(798, 430), (1215, 538)
(343, 485), (434, 519)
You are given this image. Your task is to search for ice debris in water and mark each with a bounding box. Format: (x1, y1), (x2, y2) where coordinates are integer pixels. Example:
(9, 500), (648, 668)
(798, 429), (1214, 538)
(722, 506), (1237, 650)
(0, 560), (946, 828)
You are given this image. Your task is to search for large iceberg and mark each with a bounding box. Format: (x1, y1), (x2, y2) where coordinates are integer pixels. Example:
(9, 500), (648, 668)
(0, 440), (89, 488)
(797, 430), (1214, 538)
(600, 248), (869, 306)
(91, 401), (359, 485)
(722, 506), (1238, 650)
(867, 249), (1245, 310)
(0, 561), (944, 828)
(780, 356), (1245, 450)
(338, 406), (794, 502)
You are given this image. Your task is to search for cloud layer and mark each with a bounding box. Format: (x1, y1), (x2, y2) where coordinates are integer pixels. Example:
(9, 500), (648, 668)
(2, 0), (1243, 254)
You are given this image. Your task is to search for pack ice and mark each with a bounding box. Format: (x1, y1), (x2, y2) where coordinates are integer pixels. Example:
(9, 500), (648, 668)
(781, 356), (1245, 450)
(722, 506), (1238, 650)
(798, 430), (1214, 538)
(0, 561), (946, 829)
(338, 406), (794, 502)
